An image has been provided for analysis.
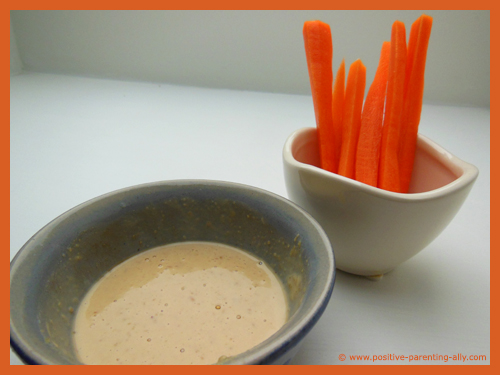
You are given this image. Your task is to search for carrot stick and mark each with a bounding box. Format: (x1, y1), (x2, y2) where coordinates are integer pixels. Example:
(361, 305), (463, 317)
(355, 41), (391, 187)
(404, 18), (420, 96)
(331, 59), (345, 174)
(378, 20), (407, 193)
(303, 21), (336, 173)
(338, 59), (366, 179)
(399, 15), (433, 193)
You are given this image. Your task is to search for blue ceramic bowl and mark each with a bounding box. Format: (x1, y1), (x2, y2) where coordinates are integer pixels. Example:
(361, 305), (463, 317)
(10, 180), (335, 365)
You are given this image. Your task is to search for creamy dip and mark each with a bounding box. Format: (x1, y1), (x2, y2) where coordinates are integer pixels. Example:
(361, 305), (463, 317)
(73, 241), (288, 365)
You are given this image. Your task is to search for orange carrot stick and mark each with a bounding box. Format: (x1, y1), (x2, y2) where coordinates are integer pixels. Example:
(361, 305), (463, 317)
(355, 41), (391, 187)
(331, 59), (345, 174)
(303, 21), (336, 173)
(378, 20), (407, 193)
(404, 18), (420, 95)
(399, 15), (433, 193)
(338, 59), (366, 179)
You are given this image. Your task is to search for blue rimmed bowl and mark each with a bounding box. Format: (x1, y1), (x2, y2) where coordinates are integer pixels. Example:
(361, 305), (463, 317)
(10, 180), (335, 365)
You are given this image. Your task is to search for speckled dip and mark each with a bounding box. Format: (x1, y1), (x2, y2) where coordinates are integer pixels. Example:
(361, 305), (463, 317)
(10, 180), (335, 365)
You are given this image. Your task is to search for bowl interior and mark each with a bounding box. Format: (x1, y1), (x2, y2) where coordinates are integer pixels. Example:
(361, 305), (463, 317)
(10, 181), (334, 365)
(291, 128), (463, 193)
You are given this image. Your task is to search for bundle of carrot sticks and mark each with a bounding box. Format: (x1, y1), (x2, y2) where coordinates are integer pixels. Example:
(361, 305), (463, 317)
(303, 14), (433, 193)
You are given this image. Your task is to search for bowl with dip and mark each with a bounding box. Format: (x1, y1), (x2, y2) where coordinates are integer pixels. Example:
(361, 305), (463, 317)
(10, 180), (335, 365)
(283, 127), (478, 278)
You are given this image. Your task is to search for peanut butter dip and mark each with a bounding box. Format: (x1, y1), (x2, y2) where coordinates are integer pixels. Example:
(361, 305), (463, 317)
(73, 241), (288, 365)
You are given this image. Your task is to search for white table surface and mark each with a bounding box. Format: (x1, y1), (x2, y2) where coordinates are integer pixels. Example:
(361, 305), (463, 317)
(10, 72), (490, 365)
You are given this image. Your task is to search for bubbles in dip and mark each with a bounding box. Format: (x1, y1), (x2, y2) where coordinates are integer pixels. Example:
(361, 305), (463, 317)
(73, 242), (288, 365)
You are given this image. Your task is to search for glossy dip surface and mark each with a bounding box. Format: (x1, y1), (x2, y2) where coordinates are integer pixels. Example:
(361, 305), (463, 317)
(73, 241), (288, 365)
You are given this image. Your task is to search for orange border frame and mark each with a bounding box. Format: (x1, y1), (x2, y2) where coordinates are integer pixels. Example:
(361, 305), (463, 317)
(6, 3), (494, 373)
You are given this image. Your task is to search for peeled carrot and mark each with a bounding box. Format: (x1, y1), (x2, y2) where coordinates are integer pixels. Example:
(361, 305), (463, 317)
(355, 41), (391, 187)
(338, 59), (366, 179)
(378, 20), (407, 193)
(399, 15), (433, 193)
(331, 59), (345, 174)
(303, 21), (336, 173)
(404, 18), (420, 96)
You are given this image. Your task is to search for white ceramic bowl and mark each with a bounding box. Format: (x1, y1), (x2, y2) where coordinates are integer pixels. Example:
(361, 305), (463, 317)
(283, 127), (478, 277)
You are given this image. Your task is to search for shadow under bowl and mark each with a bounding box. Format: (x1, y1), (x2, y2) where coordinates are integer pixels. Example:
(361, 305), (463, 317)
(10, 180), (335, 365)
(283, 127), (478, 277)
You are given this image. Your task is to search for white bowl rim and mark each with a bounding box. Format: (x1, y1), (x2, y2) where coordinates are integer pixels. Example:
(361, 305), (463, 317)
(283, 127), (479, 202)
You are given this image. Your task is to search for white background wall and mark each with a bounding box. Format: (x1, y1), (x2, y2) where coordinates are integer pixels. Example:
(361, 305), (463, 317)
(10, 10), (489, 108)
